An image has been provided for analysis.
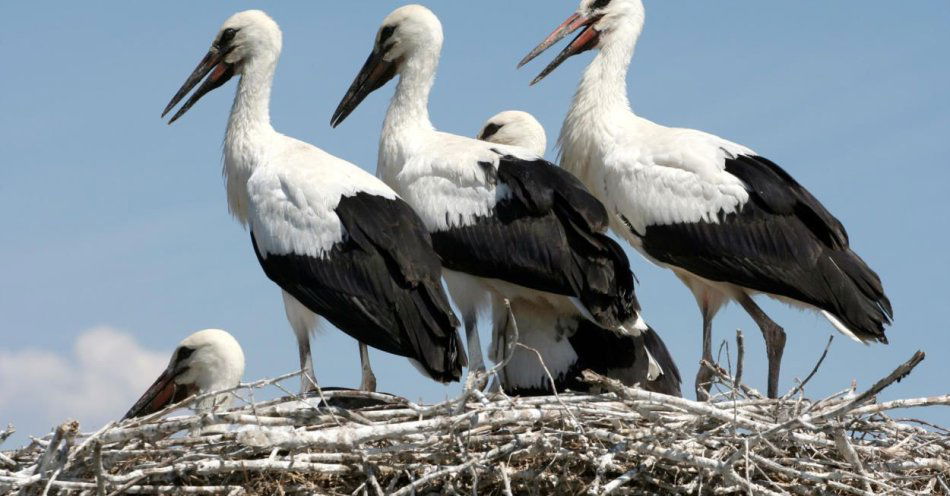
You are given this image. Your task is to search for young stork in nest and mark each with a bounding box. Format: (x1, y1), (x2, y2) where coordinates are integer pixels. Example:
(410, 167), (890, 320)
(331, 5), (652, 385)
(124, 329), (244, 419)
(161, 10), (466, 394)
(477, 111), (680, 397)
(520, 0), (892, 398)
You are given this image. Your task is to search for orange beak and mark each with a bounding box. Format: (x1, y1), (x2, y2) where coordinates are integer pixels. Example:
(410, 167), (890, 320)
(519, 12), (602, 85)
(162, 47), (236, 124)
(123, 365), (197, 420)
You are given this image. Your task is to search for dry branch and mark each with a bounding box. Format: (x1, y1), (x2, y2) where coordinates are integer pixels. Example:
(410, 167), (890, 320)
(1, 349), (947, 495)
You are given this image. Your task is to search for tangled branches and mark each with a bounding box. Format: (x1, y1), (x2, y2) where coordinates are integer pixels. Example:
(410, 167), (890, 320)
(2, 347), (948, 495)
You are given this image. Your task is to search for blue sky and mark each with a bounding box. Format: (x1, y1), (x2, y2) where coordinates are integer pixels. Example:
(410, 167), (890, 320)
(2, 2), (948, 447)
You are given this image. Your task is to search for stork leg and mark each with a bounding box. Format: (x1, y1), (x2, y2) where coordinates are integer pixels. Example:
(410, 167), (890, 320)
(282, 291), (319, 395)
(295, 331), (318, 395)
(358, 343), (377, 392)
(465, 311), (486, 374)
(442, 271), (489, 385)
(694, 304), (715, 401)
(738, 294), (786, 399)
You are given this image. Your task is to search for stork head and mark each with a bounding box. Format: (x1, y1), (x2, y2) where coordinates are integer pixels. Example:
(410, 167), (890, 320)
(477, 111), (548, 156)
(162, 10), (282, 124)
(123, 329), (245, 420)
(518, 0), (645, 85)
(331, 5), (444, 127)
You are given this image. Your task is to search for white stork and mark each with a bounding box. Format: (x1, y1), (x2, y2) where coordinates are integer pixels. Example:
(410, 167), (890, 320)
(478, 111), (681, 396)
(161, 10), (466, 394)
(330, 5), (645, 379)
(124, 329), (245, 419)
(519, 0), (893, 398)
(476, 111), (548, 156)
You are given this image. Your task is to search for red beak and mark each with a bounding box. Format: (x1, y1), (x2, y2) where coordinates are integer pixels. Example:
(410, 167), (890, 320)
(519, 12), (602, 85)
(162, 47), (236, 124)
(122, 366), (197, 420)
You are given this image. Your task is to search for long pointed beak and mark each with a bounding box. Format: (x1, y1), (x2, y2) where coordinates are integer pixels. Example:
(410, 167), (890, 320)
(518, 13), (602, 85)
(330, 49), (399, 128)
(162, 48), (236, 124)
(122, 366), (197, 420)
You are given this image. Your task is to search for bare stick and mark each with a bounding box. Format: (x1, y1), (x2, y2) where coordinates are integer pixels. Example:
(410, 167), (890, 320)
(785, 335), (834, 399)
(601, 468), (639, 494)
(389, 440), (521, 496)
(94, 441), (106, 496)
(734, 330), (745, 391)
(849, 395), (950, 416)
(2, 346), (945, 496)
(0, 425), (14, 447)
(813, 351), (925, 422)
(498, 462), (512, 496)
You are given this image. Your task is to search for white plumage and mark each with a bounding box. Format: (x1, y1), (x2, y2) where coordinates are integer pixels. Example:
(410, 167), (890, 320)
(162, 9), (465, 393)
(332, 5), (645, 376)
(477, 110), (680, 396)
(124, 329), (245, 419)
(477, 111), (548, 156)
(520, 0), (892, 399)
(245, 145), (396, 259)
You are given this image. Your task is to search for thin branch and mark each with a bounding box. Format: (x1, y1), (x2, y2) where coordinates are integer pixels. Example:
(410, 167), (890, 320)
(785, 335), (834, 399)
(0, 346), (944, 496)
(734, 330), (745, 392)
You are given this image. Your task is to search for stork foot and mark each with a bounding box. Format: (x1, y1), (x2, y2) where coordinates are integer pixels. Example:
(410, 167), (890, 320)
(358, 343), (377, 392)
(694, 361), (714, 401)
(300, 371), (319, 396)
(465, 365), (490, 393)
(360, 370), (377, 393)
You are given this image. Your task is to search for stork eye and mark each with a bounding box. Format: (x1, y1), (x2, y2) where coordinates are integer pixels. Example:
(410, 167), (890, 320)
(175, 346), (195, 363)
(591, 0), (611, 10)
(218, 28), (239, 48)
(480, 122), (503, 140)
(378, 25), (397, 52)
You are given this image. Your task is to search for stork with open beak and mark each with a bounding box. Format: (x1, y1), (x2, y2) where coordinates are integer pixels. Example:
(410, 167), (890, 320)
(520, 0), (893, 399)
(161, 10), (466, 394)
(124, 329), (244, 419)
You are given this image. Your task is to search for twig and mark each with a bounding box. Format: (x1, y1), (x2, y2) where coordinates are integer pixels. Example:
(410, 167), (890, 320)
(785, 335), (834, 399)
(389, 440), (521, 496)
(94, 441), (106, 496)
(812, 351), (925, 422)
(1, 344), (945, 496)
(848, 395), (950, 416)
(0, 425), (15, 447)
(601, 468), (639, 494)
(498, 462), (513, 496)
(833, 426), (872, 493)
(734, 330), (745, 393)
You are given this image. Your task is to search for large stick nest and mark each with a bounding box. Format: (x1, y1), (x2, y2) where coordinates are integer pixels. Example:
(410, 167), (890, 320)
(2, 340), (948, 495)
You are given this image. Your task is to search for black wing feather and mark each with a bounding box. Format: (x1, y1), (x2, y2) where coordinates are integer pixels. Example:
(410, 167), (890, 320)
(253, 193), (465, 382)
(506, 320), (682, 397)
(431, 155), (638, 328)
(569, 322), (682, 397)
(641, 155), (892, 341)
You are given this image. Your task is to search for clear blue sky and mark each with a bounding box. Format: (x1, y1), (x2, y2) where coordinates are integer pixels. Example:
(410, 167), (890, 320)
(2, 2), (948, 446)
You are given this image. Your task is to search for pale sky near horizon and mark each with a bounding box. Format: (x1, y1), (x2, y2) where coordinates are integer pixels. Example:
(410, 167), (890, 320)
(2, 2), (948, 448)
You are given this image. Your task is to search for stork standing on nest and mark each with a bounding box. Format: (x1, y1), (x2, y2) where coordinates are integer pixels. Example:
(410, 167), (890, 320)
(331, 5), (656, 384)
(161, 10), (466, 394)
(477, 111), (680, 396)
(124, 329), (244, 419)
(519, 0), (893, 398)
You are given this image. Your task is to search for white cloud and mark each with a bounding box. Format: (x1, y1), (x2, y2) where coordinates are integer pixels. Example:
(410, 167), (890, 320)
(0, 327), (169, 440)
